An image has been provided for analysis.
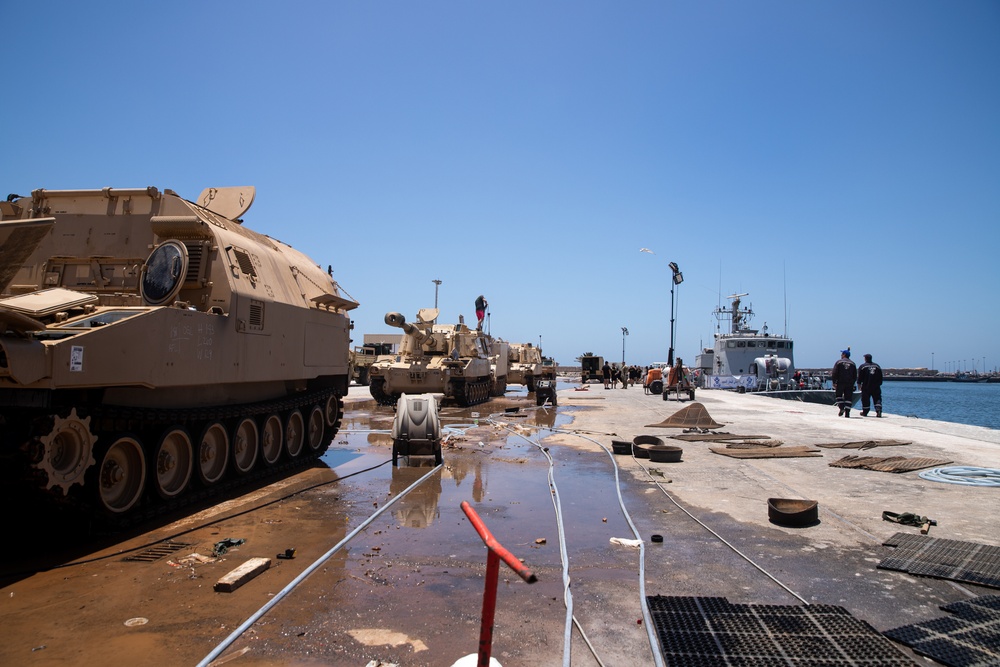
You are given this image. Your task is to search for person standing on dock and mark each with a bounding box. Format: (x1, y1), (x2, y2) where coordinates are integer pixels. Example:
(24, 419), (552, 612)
(832, 349), (857, 417)
(602, 360), (612, 389)
(857, 353), (884, 417)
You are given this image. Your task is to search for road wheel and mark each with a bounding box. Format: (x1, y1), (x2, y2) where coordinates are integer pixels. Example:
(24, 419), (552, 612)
(197, 421), (229, 485)
(153, 427), (193, 499)
(96, 435), (146, 514)
(260, 414), (283, 465)
(324, 393), (343, 429)
(305, 405), (327, 453)
(285, 410), (305, 458)
(231, 418), (259, 474)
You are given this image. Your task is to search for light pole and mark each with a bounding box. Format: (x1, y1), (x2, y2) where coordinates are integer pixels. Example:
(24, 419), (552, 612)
(432, 279), (442, 308)
(621, 327), (629, 365)
(432, 279), (442, 323)
(668, 262), (683, 367)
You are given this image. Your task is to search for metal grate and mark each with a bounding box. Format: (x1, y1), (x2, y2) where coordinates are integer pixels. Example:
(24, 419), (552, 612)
(123, 542), (193, 563)
(647, 596), (914, 665)
(884, 595), (1000, 667)
(879, 533), (1000, 589)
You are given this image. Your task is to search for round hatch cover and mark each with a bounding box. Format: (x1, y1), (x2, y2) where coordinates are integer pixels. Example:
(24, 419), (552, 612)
(141, 241), (189, 306)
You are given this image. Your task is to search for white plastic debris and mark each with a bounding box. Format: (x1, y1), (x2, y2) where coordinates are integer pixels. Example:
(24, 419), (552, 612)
(609, 537), (643, 548)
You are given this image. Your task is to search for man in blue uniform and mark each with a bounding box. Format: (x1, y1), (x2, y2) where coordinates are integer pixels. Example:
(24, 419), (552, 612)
(857, 353), (883, 417)
(831, 349), (857, 417)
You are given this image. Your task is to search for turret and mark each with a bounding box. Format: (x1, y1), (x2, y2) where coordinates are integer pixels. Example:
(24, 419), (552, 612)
(384, 309), (440, 350)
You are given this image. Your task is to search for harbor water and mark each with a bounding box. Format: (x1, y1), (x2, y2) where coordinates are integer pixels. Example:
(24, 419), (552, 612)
(881, 380), (999, 430)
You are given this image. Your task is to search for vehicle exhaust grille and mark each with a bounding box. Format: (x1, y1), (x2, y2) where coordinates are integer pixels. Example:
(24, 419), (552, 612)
(233, 248), (257, 278)
(249, 300), (264, 329)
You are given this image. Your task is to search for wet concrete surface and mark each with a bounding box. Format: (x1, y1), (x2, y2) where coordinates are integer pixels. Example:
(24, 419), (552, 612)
(2, 380), (999, 665)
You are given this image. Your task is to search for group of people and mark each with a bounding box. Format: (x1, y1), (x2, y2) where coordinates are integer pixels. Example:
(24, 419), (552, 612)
(831, 348), (883, 418)
(601, 361), (644, 389)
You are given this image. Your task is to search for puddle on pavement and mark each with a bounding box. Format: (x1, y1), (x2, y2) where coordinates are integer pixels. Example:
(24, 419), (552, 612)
(226, 392), (641, 664)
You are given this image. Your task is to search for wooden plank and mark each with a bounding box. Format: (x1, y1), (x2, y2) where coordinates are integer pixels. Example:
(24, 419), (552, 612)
(709, 446), (821, 459)
(214, 557), (271, 593)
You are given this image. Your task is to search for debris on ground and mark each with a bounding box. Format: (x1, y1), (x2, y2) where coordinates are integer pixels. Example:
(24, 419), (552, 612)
(815, 439), (912, 449)
(710, 445), (822, 458)
(212, 538), (246, 557)
(829, 455), (951, 473)
(609, 537), (642, 548)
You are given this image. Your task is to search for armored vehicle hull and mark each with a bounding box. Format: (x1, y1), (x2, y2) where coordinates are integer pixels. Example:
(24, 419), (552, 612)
(507, 342), (556, 392)
(368, 309), (498, 407)
(0, 186), (357, 521)
(580, 353), (604, 383)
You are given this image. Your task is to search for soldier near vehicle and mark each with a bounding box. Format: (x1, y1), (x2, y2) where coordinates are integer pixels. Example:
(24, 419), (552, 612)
(475, 295), (488, 331)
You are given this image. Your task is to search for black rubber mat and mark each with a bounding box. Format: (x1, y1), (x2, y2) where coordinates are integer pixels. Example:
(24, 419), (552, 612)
(884, 595), (1000, 667)
(879, 533), (1000, 589)
(647, 595), (913, 665)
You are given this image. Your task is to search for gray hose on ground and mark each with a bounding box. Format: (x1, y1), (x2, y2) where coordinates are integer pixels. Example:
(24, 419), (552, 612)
(197, 463), (443, 667)
(918, 466), (1000, 486)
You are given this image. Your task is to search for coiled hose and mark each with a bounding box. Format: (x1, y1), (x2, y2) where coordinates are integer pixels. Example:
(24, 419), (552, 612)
(918, 466), (1000, 487)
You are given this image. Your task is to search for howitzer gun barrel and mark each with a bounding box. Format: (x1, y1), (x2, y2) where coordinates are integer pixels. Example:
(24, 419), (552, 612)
(385, 312), (430, 346)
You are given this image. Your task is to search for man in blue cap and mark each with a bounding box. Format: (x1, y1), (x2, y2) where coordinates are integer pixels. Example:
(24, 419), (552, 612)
(831, 348), (857, 417)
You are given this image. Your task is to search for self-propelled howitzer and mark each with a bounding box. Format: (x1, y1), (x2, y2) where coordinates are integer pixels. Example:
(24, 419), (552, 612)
(368, 308), (501, 406)
(0, 186), (358, 520)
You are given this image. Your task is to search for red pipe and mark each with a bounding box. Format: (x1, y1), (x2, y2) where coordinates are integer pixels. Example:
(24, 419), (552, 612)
(461, 501), (537, 667)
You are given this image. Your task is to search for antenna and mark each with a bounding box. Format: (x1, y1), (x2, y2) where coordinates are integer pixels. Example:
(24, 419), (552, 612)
(783, 263), (788, 337)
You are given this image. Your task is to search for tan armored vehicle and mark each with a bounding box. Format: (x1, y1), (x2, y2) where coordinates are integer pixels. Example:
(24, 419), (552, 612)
(368, 309), (500, 406)
(507, 343), (556, 392)
(350, 342), (394, 386)
(0, 186), (357, 519)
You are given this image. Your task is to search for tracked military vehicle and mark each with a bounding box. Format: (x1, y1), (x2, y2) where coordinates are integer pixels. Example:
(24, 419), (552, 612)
(0, 186), (357, 520)
(507, 343), (556, 392)
(368, 309), (498, 406)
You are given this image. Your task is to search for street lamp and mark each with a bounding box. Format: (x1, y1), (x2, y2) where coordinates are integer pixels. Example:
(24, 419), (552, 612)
(432, 279), (442, 308)
(668, 262), (683, 366)
(432, 279), (442, 323)
(621, 327), (629, 365)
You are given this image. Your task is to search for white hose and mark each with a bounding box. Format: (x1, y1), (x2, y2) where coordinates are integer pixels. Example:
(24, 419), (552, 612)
(918, 466), (1000, 486)
(544, 427), (666, 667)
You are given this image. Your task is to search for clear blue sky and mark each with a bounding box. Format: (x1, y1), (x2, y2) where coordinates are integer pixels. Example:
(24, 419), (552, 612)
(4, 1), (998, 372)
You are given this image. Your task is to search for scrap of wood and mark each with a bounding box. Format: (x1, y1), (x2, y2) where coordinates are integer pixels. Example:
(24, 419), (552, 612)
(815, 439), (912, 449)
(829, 455), (951, 473)
(671, 434), (771, 442)
(709, 445), (822, 459)
(214, 557), (271, 593)
(724, 440), (784, 449)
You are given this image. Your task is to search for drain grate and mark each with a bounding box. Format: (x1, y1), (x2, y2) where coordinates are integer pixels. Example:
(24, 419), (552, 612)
(123, 542), (193, 563)
(647, 596), (914, 665)
(879, 533), (1000, 589)
(884, 595), (1000, 667)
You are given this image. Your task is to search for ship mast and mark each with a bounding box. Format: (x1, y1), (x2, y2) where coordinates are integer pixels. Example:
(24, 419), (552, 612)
(714, 292), (753, 335)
